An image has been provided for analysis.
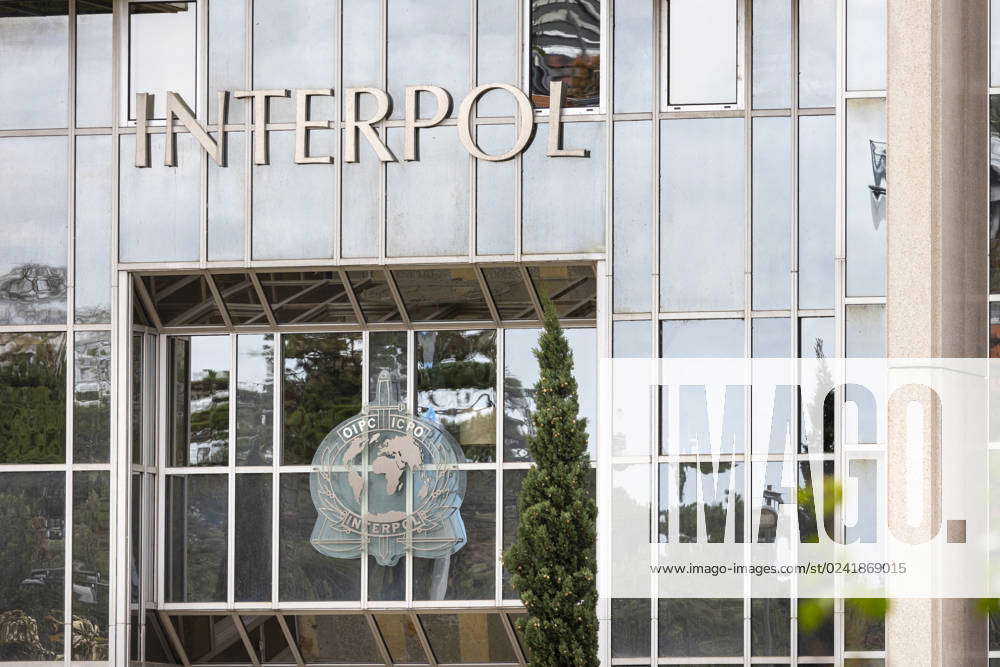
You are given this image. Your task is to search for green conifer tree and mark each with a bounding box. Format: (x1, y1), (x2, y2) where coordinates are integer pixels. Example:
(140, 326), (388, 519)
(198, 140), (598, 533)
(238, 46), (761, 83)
(503, 300), (599, 666)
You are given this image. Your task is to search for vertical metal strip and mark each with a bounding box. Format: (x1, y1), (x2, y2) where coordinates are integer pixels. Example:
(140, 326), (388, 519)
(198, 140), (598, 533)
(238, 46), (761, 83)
(198, 0), (208, 266)
(227, 333), (237, 607)
(271, 331), (282, 605)
(494, 325), (504, 605)
(243, 0), (253, 263)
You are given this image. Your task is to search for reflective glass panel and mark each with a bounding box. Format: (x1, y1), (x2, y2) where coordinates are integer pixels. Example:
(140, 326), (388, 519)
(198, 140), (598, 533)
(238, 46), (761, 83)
(416, 329), (496, 462)
(212, 272), (264, 325)
(260, 271), (356, 325)
(282, 333), (363, 465)
(252, 131), (336, 260)
(659, 462), (745, 543)
(236, 334), (273, 465)
(504, 327), (597, 461)
(752, 0), (791, 109)
(800, 317), (836, 454)
(846, 304), (885, 358)
(75, 134), (113, 323)
(798, 0), (836, 107)
(611, 599), (650, 659)
(72, 471), (110, 661)
(393, 268), (492, 321)
(253, 0), (335, 123)
(478, 0), (518, 116)
(386, 127), (470, 257)
(798, 115), (836, 309)
(0, 136), (68, 325)
(846, 0), (887, 91)
(421, 613), (517, 663)
(658, 598), (743, 657)
(992, 95), (1000, 293)
(168, 336), (230, 467)
(120, 133), (200, 263)
(660, 320), (744, 455)
(77, 2), (113, 127)
(476, 125), (516, 255)
(341, 126), (380, 259)
(209, 0), (245, 122)
(129, 2), (197, 120)
(368, 331), (408, 405)
(0, 472), (65, 660)
(74, 331), (111, 463)
(797, 598), (835, 656)
(501, 468), (526, 598)
(373, 614), (427, 663)
(844, 599), (885, 651)
(613, 120), (654, 313)
(845, 98), (886, 297)
(279, 474), (361, 601)
(529, 0), (601, 108)
(751, 319), (792, 455)
(522, 122), (606, 254)
(482, 267), (536, 321)
(347, 270), (402, 323)
(751, 598), (790, 656)
(0, 333), (66, 463)
(752, 117), (792, 309)
(165, 475), (228, 602)
(290, 615), (382, 663)
(666, 0), (738, 106)
(208, 131), (245, 261)
(613, 0), (653, 112)
(234, 474), (271, 602)
(387, 0), (469, 119)
(528, 265), (597, 318)
(0, 2), (67, 129)
(412, 470), (496, 601)
(660, 118), (744, 311)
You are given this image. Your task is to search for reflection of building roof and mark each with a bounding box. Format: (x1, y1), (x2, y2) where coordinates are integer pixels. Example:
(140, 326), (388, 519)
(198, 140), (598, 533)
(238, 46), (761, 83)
(0, 264), (66, 303)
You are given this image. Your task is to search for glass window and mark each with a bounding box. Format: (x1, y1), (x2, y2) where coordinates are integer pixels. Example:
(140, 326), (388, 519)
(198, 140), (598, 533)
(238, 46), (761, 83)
(392, 268), (492, 321)
(388, 0), (469, 119)
(253, 0), (335, 124)
(72, 471), (110, 661)
(77, 1), (113, 127)
(992, 95), (1000, 294)
(844, 599), (885, 651)
(751, 319), (792, 455)
(846, 304), (885, 358)
(279, 473), (361, 601)
(169, 336), (230, 467)
(503, 327), (597, 461)
(478, 0), (518, 116)
(522, 121), (607, 254)
(209, 0), (245, 123)
(752, 117), (792, 310)
(374, 614), (427, 663)
(255, 272), (356, 326)
(236, 334), (273, 465)
(416, 329), (497, 462)
(799, 0), (837, 108)
(386, 127), (470, 257)
(658, 598), (743, 657)
(0, 2), (67, 129)
(343, 0), (381, 103)
(660, 462), (745, 543)
(476, 125), (517, 255)
(664, 0), (739, 107)
(369, 331), (408, 404)
(800, 317), (836, 454)
(74, 331), (111, 463)
(613, 120), (654, 313)
(208, 131), (246, 261)
(527, 265), (597, 318)
(797, 598), (835, 656)
(481, 267), (536, 321)
(282, 333), (363, 465)
(0, 333), (66, 464)
(141, 274), (225, 326)
(347, 270), (403, 322)
(660, 320), (744, 455)
(289, 615), (382, 664)
(529, 0), (601, 109)
(845, 98), (886, 297)
(119, 133), (200, 263)
(165, 474), (228, 602)
(341, 127), (381, 259)
(0, 472), (65, 660)
(234, 474), (271, 602)
(752, 0), (791, 109)
(0, 136), (68, 325)
(75, 134), (113, 323)
(501, 468), (526, 598)
(660, 118), (745, 311)
(213, 272), (267, 325)
(252, 131), (336, 260)
(611, 599), (650, 659)
(412, 470), (496, 600)
(993, 0), (1000, 87)
(420, 614), (517, 663)
(614, 0), (653, 112)
(751, 598), (790, 656)
(798, 115), (836, 309)
(846, 0), (887, 91)
(128, 2), (197, 120)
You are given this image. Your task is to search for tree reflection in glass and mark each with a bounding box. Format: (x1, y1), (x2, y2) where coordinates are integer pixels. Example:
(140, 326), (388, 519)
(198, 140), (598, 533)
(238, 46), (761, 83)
(169, 336), (230, 466)
(0, 332), (66, 464)
(236, 335), (273, 466)
(71, 471), (110, 660)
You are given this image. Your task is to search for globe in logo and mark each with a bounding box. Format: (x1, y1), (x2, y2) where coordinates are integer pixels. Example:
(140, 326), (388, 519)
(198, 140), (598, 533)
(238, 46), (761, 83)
(309, 371), (467, 567)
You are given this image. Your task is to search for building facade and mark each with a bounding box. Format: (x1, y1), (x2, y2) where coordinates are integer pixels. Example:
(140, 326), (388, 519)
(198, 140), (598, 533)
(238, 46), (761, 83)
(0, 0), (995, 665)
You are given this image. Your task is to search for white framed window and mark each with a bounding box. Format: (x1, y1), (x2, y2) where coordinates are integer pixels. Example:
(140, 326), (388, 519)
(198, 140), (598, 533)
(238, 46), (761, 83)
(525, 0), (605, 114)
(125, 0), (199, 122)
(661, 0), (745, 111)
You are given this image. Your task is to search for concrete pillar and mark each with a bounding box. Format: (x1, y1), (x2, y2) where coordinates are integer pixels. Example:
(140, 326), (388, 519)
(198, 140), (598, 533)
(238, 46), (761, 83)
(886, 0), (988, 664)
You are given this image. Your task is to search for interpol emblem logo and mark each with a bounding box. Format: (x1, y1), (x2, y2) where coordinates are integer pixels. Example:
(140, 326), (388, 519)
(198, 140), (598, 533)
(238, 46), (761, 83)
(309, 371), (467, 567)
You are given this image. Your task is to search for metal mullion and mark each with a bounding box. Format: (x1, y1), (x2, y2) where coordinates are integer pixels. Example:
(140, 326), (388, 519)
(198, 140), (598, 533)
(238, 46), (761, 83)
(378, 0), (387, 265)
(365, 612), (393, 666)
(232, 614), (261, 666)
(274, 614), (305, 667)
(228, 333), (237, 607)
(242, 0), (252, 263)
(272, 332), (282, 605)
(410, 612), (438, 666)
(494, 326), (504, 605)
(248, 271), (278, 326)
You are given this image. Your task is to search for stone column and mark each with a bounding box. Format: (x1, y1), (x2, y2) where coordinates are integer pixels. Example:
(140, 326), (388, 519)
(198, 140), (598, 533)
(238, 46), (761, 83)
(886, 0), (988, 664)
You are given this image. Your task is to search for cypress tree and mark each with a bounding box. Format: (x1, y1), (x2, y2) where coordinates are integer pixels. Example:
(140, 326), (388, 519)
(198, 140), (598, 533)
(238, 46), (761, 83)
(503, 300), (599, 666)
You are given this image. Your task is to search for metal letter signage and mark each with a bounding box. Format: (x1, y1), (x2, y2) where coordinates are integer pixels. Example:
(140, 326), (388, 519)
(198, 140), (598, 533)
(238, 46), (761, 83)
(309, 371), (467, 567)
(134, 82), (589, 167)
